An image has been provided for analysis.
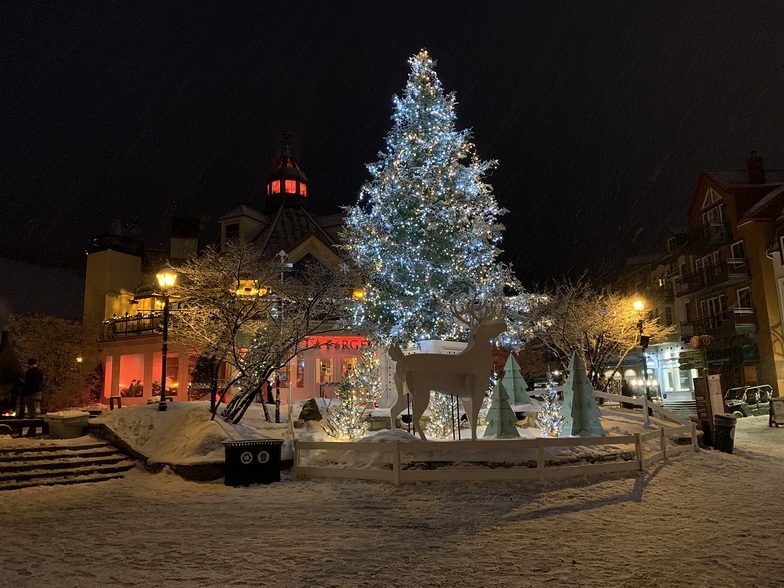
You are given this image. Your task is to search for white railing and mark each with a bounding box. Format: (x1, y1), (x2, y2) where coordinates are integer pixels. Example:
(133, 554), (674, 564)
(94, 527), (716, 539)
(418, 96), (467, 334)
(293, 395), (698, 484)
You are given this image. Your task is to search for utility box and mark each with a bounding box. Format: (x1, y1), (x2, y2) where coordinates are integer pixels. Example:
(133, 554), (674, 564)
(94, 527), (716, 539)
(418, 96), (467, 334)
(223, 440), (283, 486)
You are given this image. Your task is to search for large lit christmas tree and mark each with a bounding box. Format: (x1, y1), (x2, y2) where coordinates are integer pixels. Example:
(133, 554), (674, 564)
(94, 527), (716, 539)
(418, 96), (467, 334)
(342, 49), (526, 346)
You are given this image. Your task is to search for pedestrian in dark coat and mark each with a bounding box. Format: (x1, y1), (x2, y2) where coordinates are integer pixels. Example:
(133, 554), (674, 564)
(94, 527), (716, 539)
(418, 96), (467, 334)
(620, 379), (634, 409)
(23, 359), (44, 434)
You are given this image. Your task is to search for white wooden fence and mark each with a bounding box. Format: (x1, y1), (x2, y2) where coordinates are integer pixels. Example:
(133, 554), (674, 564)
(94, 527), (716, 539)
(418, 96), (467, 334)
(293, 391), (699, 484)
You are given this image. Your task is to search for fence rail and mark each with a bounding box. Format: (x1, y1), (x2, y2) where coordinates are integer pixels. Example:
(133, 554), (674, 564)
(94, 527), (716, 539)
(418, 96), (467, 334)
(293, 392), (698, 484)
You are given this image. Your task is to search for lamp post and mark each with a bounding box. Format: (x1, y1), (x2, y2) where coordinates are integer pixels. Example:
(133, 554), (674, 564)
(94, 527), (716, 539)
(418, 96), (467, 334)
(156, 262), (178, 412)
(633, 299), (651, 405)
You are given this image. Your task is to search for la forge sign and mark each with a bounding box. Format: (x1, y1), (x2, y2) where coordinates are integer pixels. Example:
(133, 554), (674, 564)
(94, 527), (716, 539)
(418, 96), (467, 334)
(303, 336), (370, 351)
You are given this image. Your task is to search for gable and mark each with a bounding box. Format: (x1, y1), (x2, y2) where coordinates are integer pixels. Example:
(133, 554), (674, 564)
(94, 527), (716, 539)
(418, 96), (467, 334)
(287, 234), (342, 268)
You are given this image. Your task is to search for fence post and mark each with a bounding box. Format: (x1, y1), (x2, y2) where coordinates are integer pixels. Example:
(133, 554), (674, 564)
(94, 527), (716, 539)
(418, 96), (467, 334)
(660, 428), (666, 460)
(691, 422), (698, 451)
(636, 433), (644, 471)
(392, 440), (401, 485)
(643, 397), (650, 426)
(536, 438), (545, 481)
(292, 440), (299, 481)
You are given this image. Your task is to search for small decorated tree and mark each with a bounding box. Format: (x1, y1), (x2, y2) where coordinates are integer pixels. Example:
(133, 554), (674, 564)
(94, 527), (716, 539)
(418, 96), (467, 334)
(426, 392), (456, 438)
(324, 372), (368, 440)
(352, 345), (382, 408)
(536, 374), (565, 437)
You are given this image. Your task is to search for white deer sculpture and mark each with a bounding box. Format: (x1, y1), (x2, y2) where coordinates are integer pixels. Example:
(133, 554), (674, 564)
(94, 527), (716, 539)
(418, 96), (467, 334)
(388, 299), (507, 441)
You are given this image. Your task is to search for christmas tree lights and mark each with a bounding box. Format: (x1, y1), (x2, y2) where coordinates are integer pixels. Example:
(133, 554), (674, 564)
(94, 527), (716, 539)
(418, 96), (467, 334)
(536, 373), (565, 437)
(342, 49), (528, 346)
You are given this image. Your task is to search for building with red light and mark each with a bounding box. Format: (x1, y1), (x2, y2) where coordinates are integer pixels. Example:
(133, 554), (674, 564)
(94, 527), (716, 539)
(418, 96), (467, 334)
(82, 138), (373, 407)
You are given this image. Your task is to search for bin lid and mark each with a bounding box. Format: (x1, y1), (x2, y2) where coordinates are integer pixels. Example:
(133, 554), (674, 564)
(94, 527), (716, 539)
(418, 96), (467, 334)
(223, 439), (284, 447)
(714, 413), (737, 423)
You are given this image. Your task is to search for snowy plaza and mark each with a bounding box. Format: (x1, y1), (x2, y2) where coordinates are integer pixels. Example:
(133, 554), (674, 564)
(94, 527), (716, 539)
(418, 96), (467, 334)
(2, 407), (783, 588)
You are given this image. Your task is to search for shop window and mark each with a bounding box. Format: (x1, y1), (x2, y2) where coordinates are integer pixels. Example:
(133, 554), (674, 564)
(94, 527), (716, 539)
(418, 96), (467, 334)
(285, 179), (296, 193)
(152, 352), (179, 397)
(119, 353), (145, 397)
(295, 354), (304, 388)
(319, 359), (333, 383)
(342, 357), (357, 376)
(103, 356), (113, 399)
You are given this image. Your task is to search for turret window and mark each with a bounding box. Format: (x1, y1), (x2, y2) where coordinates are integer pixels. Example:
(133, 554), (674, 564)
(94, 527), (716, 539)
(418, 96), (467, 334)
(285, 179), (297, 193)
(300, 183), (307, 197)
(269, 180), (281, 194)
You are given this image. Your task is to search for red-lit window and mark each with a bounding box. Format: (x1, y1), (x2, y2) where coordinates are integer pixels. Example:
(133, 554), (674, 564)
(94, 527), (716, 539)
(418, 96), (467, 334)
(270, 180), (281, 194)
(285, 179), (296, 193)
(300, 183), (307, 197)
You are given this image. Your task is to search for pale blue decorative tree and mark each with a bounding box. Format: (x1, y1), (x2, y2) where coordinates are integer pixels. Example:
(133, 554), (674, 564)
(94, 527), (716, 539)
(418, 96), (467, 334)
(561, 351), (606, 436)
(483, 381), (520, 439)
(502, 353), (532, 405)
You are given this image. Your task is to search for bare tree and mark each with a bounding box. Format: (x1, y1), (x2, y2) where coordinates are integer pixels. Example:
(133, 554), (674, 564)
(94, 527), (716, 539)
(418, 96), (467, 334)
(525, 279), (675, 387)
(169, 242), (352, 423)
(8, 314), (101, 411)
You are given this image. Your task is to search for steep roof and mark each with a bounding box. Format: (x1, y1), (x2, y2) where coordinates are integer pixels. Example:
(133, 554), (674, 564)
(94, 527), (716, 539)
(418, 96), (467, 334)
(252, 203), (339, 262)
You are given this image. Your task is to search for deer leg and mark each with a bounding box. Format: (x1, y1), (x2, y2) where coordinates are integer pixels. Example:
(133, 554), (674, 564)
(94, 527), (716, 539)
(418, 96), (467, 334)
(463, 375), (482, 441)
(389, 375), (409, 430)
(406, 374), (428, 441)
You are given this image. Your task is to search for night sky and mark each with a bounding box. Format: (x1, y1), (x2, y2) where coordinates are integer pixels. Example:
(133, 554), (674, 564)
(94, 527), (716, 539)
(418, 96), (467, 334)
(3, 1), (784, 288)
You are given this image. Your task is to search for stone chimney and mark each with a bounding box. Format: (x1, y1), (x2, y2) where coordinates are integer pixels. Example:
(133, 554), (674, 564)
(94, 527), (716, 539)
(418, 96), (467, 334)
(747, 151), (766, 184)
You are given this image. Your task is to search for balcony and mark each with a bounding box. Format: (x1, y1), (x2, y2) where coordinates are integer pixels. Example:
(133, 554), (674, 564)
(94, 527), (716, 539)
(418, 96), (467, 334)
(680, 308), (758, 340)
(103, 312), (163, 340)
(675, 259), (750, 297)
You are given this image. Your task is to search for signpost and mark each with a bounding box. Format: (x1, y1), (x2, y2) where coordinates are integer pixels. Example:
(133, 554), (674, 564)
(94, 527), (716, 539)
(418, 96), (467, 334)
(678, 349), (706, 371)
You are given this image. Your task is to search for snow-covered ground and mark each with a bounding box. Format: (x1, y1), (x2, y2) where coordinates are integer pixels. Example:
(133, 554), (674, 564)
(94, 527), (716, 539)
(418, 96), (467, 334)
(2, 404), (783, 587)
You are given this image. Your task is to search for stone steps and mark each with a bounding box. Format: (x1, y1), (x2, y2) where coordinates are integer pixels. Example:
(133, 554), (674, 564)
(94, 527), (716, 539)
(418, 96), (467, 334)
(663, 400), (698, 419)
(0, 437), (137, 491)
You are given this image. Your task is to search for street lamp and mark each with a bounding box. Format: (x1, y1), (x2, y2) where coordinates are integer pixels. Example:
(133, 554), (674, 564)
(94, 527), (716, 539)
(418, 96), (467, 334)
(633, 298), (651, 404)
(156, 262), (178, 412)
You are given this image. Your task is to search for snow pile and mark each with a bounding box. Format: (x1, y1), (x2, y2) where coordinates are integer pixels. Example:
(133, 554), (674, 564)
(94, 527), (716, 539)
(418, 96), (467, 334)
(91, 400), (680, 470)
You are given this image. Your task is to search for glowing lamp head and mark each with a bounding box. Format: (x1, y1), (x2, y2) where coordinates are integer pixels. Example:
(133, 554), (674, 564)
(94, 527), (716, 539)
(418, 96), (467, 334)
(633, 299), (645, 313)
(156, 262), (178, 289)
(352, 288), (366, 300)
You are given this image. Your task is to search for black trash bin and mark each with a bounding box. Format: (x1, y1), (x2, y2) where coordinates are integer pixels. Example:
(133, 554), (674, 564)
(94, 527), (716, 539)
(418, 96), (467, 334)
(713, 413), (737, 454)
(223, 439), (283, 486)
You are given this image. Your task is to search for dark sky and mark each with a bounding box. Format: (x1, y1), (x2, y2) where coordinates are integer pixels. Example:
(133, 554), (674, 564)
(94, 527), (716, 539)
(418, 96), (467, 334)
(3, 1), (784, 288)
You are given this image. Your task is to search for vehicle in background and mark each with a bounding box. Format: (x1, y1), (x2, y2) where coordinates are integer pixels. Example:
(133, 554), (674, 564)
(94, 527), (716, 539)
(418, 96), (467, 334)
(724, 384), (772, 418)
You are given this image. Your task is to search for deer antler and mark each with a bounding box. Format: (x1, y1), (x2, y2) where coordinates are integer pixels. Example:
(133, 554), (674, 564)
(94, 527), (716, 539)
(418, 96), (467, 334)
(449, 297), (505, 328)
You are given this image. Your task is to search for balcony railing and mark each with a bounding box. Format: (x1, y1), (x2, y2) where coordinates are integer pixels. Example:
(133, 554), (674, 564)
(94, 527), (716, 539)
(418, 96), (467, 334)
(103, 312), (163, 340)
(681, 308), (757, 339)
(675, 259), (749, 297)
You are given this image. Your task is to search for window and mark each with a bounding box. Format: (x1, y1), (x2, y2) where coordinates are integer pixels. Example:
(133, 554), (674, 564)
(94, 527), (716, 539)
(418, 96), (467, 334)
(300, 183), (307, 197)
(285, 179), (297, 193)
(736, 287), (752, 311)
(270, 180), (281, 194)
(730, 240), (746, 263)
(664, 306), (673, 326)
(225, 223), (239, 243)
(295, 354), (304, 388)
(318, 359), (333, 383)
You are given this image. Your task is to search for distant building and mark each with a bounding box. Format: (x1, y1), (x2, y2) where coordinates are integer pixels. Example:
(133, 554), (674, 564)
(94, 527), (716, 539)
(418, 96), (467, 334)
(616, 152), (784, 400)
(82, 138), (369, 407)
